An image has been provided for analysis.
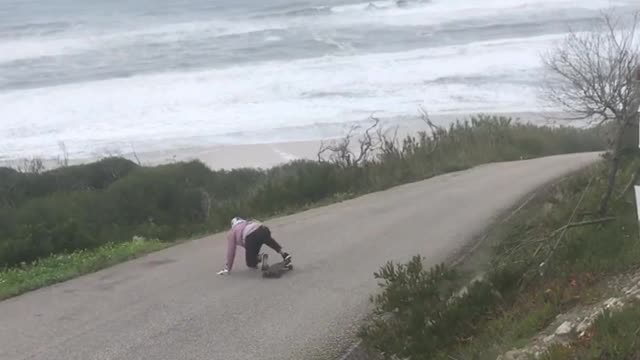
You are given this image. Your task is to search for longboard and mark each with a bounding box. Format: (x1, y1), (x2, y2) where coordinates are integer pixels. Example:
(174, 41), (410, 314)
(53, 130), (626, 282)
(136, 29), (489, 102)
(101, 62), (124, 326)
(261, 255), (293, 278)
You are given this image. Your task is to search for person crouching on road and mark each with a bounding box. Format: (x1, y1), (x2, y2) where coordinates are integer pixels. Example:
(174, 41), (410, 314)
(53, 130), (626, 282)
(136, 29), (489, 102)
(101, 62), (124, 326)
(217, 217), (292, 275)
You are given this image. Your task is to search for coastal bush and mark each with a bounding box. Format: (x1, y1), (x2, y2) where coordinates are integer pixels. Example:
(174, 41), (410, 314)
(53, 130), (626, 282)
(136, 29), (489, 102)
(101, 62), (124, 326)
(0, 157), (137, 208)
(0, 116), (607, 268)
(358, 152), (640, 360)
(359, 258), (503, 358)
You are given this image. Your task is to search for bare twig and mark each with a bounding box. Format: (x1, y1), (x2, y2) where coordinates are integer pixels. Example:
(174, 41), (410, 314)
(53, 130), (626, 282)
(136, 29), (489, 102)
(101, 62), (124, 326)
(500, 239), (537, 262)
(506, 216), (615, 252)
(532, 242), (545, 257)
(544, 217), (617, 241)
(354, 115), (381, 165)
(499, 208), (614, 262)
(376, 123), (401, 159)
(617, 165), (640, 200)
(517, 216), (616, 258)
(317, 123), (359, 166)
(417, 106), (446, 156)
(317, 114), (383, 167)
(565, 216), (617, 228)
(17, 157), (45, 174)
(57, 141), (69, 167)
(419, 106), (444, 138)
(541, 177), (594, 269)
(130, 143), (142, 166)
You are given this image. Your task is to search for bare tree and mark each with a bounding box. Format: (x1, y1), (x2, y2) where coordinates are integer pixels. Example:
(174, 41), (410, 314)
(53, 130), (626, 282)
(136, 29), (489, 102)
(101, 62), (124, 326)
(419, 106), (446, 146)
(542, 11), (640, 214)
(317, 115), (382, 167)
(318, 108), (448, 167)
(17, 157), (45, 174)
(130, 143), (142, 166)
(57, 141), (69, 167)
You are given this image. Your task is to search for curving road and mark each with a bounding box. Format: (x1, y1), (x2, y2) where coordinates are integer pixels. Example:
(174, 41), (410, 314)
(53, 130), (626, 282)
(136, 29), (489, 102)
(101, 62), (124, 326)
(0, 153), (599, 360)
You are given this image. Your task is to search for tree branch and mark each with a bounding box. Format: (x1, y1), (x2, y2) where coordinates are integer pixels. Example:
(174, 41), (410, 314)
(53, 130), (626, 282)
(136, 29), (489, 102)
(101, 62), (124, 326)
(541, 177), (594, 269)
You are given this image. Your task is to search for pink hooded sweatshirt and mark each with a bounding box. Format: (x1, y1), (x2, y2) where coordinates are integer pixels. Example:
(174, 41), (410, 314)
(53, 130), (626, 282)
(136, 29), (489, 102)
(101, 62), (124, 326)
(225, 220), (261, 270)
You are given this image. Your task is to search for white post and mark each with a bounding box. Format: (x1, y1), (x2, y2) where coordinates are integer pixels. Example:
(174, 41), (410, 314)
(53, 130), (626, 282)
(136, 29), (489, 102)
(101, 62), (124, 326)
(635, 67), (640, 223)
(636, 185), (640, 222)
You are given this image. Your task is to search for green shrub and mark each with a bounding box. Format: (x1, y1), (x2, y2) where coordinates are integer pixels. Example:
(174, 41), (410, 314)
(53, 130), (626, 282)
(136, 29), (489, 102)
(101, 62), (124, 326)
(248, 160), (345, 213)
(0, 157), (137, 208)
(0, 116), (608, 268)
(359, 257), (503, 359)
(0, 161), (217, 266)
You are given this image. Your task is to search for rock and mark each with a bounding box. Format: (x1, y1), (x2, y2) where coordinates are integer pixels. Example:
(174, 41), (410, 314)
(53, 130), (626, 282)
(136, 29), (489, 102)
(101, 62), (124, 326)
(577, 309), (604, 334)
(543, 334), (556, 343)
(555, 321), (574, 336)
(626, 284), (640, 296)
(603, 297), (624, 310)
(497, 350), (532, 360)
(576, 319), (591, 335)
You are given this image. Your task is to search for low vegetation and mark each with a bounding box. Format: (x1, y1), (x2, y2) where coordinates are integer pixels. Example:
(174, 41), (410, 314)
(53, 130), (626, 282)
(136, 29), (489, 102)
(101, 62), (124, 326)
(0, 115), (606, 298)
(0, 236), (166, 300)
(358, 153), (640, 360)
(360, 11), (640, 358)
(544, 301), (640, 360)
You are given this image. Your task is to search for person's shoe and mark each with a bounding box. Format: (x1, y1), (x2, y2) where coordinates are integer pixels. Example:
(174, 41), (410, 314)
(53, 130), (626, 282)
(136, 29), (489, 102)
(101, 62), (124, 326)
(260, 253), (269, 271)
(281, 252), (291, 265)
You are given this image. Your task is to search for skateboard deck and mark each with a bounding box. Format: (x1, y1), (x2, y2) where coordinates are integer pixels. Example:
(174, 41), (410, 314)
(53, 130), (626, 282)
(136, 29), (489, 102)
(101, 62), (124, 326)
(261, 259), (293, 278)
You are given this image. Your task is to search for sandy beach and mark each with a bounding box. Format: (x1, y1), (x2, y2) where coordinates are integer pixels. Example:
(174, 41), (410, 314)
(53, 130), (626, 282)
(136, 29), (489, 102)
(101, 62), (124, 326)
(0, 111), (569, 171)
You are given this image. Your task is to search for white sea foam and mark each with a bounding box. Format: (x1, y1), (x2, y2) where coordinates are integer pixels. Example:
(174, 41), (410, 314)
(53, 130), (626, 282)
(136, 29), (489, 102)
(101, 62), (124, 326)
(264, 35), (283, 42)
(0, 0), (622, 63)
(0, 34), (562, 158)
(317, 0), (625, 28)
(0, 18), (288, 63)
(330, 0), (396, 13)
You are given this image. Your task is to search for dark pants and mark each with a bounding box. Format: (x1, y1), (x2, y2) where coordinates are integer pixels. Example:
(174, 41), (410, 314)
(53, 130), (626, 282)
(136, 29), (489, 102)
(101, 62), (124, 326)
(245, 226), (282, 268)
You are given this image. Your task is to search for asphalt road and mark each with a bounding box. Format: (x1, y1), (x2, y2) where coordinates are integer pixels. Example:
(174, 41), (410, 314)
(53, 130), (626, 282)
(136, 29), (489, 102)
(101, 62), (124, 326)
(0, 153), (599, 360)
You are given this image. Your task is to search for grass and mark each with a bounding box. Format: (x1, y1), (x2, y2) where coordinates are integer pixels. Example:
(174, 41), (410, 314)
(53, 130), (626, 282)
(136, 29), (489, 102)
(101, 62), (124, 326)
(0, 115), (608, 299)
(457, 156), (640, 358)
(0, 237), (168, 300)
(358, 152), (640, 360)
(543, 301), (640, 360)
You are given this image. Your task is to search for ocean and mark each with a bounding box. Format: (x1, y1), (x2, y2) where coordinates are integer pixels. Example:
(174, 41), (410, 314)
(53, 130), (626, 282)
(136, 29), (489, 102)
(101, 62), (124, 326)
(0, 0), (637, 160)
